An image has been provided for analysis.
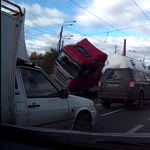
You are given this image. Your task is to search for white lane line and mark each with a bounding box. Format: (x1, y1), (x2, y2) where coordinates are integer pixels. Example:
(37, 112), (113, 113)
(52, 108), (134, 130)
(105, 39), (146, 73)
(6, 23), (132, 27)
(126, 125), (144, 133)
(95, 103), (101, 107)
(148, 118), (150, 121)
(100, 107), (127, 117)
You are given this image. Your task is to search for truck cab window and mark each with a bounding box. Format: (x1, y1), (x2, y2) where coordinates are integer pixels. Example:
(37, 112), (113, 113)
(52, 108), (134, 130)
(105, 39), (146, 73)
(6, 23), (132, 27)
(21, 68), (58, 98)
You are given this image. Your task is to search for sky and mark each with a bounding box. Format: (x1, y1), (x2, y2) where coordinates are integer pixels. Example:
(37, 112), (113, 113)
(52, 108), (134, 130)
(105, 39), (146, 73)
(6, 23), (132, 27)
(2, 0), (150, 65)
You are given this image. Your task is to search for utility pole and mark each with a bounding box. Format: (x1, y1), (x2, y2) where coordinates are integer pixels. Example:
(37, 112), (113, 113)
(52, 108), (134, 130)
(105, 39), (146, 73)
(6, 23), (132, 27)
(58, 26), (63, 51)
(114, 45), (117, 53)
(123, 39), (126, 56)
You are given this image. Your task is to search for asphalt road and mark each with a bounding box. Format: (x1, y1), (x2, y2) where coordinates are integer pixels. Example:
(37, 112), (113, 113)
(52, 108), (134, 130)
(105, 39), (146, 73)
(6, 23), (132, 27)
(91, 97), (150, 133)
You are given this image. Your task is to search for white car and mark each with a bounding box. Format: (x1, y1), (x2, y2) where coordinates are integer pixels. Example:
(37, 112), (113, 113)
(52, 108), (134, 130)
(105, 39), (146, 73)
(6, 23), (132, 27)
(14, 64), (97, 132)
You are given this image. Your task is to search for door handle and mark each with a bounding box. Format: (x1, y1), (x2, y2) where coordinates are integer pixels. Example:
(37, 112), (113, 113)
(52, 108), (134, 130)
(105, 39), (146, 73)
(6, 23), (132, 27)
(28, 103), (40, 108)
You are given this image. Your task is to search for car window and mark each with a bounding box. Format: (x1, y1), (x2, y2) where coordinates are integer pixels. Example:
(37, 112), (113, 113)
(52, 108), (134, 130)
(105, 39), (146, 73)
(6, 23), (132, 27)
(21, 68), (58, 98)
(139, 72), (146, 82)
(132, 70), (147, 82)
(144, 73), (150, 82)
(132, 70), (141, 82)
(106, 70), (129, 80)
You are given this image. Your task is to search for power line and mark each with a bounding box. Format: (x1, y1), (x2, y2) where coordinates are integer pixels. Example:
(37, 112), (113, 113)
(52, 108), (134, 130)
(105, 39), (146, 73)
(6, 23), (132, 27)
(26, 11), (62, 27)
(26, 10), (85, 35)
(132, 0), (150, 21)
(25, 34), (61, 46)
(71, 0), (150, 49)
(64, 26), (85, 35)
(27, 10), (149, 40)
(27, 9), (150, 37)
(25, 20), (58, 35)
(25, 25), (58, 37)
(84, 23), (150, 36)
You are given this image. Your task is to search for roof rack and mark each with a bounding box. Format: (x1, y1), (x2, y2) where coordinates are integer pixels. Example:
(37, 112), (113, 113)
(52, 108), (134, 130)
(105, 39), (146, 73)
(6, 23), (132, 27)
(1, 0), (23, 16)
(125, 55), (142, 62)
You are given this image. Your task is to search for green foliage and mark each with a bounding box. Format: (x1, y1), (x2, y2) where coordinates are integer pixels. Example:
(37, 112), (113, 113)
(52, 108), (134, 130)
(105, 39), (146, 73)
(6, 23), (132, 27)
(29, 52), (44, 59)
(41, 48), (59, 74)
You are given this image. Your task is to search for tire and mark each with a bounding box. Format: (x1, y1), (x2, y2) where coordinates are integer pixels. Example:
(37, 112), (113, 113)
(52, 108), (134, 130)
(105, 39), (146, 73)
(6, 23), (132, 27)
(73, 113), (92, 132)
(135, 92), (144, 110)
(102, 102), (111, 108)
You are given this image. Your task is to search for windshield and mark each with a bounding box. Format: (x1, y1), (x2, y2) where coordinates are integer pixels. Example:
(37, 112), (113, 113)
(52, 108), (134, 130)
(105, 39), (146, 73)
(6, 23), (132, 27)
(57, 51), (84, 77)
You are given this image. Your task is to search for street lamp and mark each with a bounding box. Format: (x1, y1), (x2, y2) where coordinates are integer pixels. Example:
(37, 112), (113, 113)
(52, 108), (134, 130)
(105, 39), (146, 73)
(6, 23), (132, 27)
(62, 35), (73, 48)
(58, 21), (76, 51)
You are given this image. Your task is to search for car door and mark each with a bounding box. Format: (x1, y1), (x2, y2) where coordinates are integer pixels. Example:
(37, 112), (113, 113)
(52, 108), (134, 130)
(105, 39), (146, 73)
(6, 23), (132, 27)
(20, 67), (69, 129)
(139, 72), (149, 100)
(143, 73), (150, 99)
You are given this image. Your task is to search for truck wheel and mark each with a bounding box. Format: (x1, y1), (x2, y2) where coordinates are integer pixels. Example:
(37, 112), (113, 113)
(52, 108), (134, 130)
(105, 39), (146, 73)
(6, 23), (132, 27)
(73, 113), (91, 132)
(102, 102), (111, 108)
(135, 92), (144, 110)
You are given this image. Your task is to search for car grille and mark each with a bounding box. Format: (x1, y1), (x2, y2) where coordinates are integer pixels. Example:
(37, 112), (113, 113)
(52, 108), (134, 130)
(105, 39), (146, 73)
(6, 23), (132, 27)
(51, 62), (73, 89)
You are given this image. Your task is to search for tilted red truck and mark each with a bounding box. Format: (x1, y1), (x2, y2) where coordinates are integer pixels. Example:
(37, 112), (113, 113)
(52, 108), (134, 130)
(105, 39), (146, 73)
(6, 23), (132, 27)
(51, 38), (108, 95)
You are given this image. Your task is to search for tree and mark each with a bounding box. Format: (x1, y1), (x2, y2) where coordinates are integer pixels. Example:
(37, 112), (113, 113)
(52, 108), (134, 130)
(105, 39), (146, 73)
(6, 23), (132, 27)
(41, 48), (59, 74)
(29, 52), (44, 66)
(29, 52), (37, 59)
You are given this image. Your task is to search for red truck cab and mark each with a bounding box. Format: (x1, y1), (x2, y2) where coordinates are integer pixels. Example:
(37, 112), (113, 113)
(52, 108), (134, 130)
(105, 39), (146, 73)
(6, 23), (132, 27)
(51, 38), (107, 93)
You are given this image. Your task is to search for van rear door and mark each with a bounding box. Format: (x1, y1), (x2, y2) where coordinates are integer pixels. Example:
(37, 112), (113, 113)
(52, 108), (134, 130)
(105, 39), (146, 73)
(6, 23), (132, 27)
(101, 68), (131, 93)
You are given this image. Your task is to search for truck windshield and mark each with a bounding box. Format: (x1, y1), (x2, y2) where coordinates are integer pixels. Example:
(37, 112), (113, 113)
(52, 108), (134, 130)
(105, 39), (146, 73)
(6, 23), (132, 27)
(57, 51), (84, 77)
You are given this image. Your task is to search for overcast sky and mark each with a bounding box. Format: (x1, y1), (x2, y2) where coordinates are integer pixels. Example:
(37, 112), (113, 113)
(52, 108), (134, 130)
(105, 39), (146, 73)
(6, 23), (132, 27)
(4, 0), (150, 65)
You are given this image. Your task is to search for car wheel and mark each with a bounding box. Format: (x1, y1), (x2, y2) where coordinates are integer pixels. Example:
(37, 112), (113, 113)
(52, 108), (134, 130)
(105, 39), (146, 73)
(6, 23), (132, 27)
(73, 113), (91, 132)
(136, 92), (144, 110)
(102, 102), (111, 108)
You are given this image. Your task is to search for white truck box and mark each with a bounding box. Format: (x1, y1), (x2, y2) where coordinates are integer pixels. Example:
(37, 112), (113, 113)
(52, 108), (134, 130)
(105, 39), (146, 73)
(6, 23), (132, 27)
(1, 0), (29, 124)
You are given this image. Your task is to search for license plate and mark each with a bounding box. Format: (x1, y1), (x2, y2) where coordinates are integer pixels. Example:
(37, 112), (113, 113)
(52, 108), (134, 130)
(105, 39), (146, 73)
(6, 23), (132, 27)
(108, 84), (119, 87)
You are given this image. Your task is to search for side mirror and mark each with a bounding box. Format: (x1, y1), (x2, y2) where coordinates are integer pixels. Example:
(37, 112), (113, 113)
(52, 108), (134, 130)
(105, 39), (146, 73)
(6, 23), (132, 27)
(59, 90), (68, 99)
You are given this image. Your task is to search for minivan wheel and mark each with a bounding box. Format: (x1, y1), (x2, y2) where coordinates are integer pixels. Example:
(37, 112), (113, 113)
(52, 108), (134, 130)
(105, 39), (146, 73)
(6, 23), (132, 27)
(102, 102), (111, 108)
(73, 114), (92, 132)
(136, 92), (144, 110)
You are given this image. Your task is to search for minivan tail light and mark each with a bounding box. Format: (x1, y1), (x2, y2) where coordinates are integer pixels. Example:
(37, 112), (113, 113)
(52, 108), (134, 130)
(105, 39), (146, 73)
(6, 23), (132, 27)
(129, 81), (135, 89)
(98, 81), (101, 88)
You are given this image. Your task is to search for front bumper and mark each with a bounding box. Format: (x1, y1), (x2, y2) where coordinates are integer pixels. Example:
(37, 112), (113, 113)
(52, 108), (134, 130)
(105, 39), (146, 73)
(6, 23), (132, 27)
(99, 92), (136, 103)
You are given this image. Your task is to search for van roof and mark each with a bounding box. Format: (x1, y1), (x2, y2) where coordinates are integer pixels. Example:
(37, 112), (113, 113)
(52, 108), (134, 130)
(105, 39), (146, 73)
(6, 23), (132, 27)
(102, 54), (149, 74)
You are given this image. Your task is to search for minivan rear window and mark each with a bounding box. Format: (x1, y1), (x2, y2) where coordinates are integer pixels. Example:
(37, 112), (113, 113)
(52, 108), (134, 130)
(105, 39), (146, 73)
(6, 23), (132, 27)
(106, 70), (129, 80)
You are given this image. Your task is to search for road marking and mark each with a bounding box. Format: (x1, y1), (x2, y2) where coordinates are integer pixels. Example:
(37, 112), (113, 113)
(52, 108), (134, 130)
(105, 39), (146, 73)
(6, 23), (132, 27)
(126, 125), (144, 133)
(100, 107), (127, 117)
(95, 103), (101, 107)
(148, 118), (150, 121)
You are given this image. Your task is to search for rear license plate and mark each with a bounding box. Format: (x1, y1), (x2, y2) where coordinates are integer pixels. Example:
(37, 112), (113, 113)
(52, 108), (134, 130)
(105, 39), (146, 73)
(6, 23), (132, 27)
(108, 84), (119, 87)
